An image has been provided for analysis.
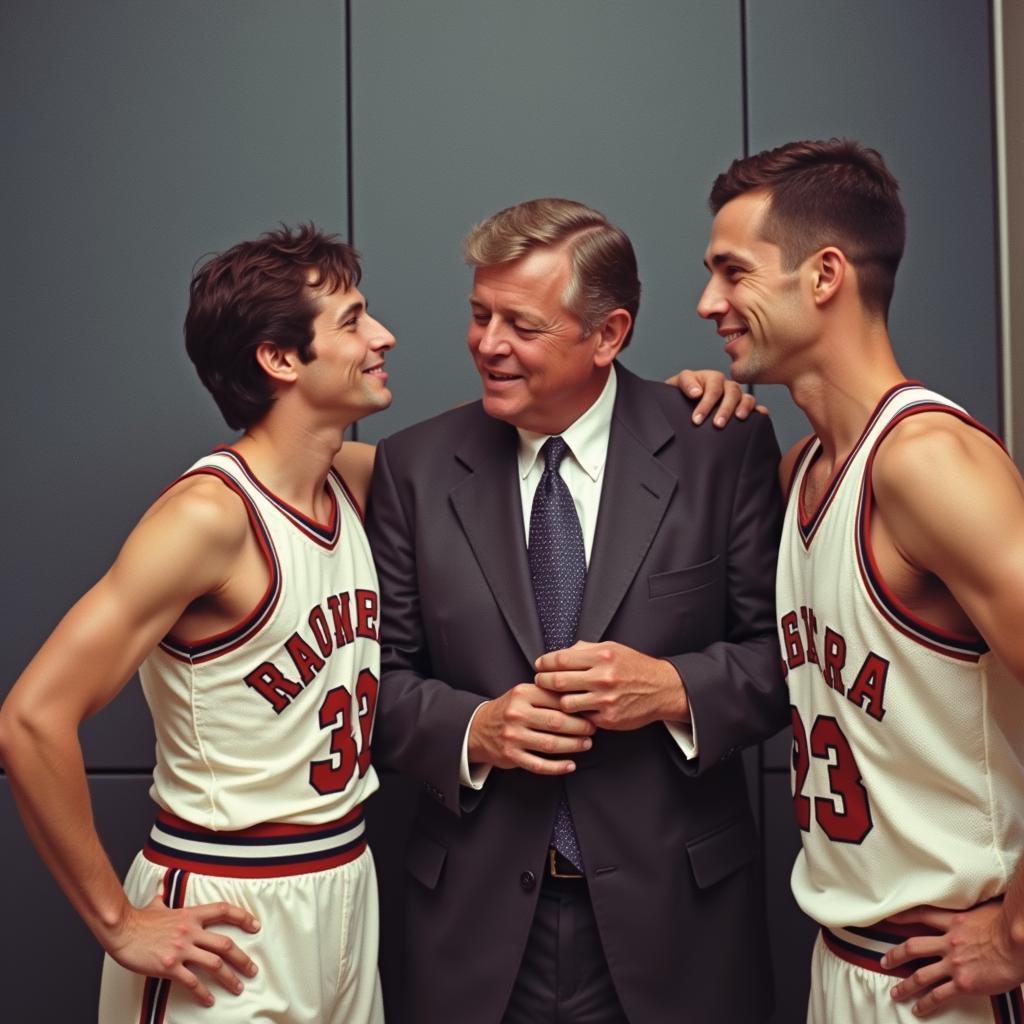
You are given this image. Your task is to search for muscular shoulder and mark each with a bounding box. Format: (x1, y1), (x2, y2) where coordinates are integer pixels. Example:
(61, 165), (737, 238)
(872, 412), (1007, 505)
(142, 472), (251, 556)
(871, 411), (1019, 564)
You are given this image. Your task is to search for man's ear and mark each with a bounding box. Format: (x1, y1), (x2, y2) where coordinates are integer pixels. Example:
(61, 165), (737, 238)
(593, 308), (631, 367)
(811, 247), (847, 307)
(255, 341), (300, 383)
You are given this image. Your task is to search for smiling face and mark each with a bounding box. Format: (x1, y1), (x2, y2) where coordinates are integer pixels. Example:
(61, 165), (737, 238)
(467, 245), (618, 434)
(697, 190), (813, 385)
(298, 284), (396, 423)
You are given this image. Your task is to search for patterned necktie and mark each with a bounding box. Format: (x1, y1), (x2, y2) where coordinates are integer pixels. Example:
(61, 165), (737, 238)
(528, 436), (585, 870)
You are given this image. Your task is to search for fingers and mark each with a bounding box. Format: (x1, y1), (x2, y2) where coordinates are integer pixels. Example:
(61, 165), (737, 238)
(192, 912), (260, 988)
(881, 932), (944, 971)
(171, 964), (216, 1008)
(470, 684), (595, 773)
(908, 979), (959, 1017)
(195, 899), (261, 934)
(735, 391), (757, 419)
(510, 751), (580, 775)
(535, 641), (602, 675)
(126, 897), (259, 1004)
(886, 948), (947, 998)
(663, 369), (701, 393)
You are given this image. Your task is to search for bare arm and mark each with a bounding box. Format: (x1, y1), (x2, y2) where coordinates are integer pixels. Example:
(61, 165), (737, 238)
(333, 440), (377, 510)
(0, 479), (260, 1006)
(873, 415), (1024, 679)
(868, 417), (1024, 1013)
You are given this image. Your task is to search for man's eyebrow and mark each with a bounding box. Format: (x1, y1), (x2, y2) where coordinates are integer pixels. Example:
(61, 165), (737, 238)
(468, 298), (544, 325)
(704, 250), (747, 270)
(335, 300), (365, 325)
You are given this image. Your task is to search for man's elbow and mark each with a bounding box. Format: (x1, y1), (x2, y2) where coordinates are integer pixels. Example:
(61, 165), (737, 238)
(0, 692), (62, 771)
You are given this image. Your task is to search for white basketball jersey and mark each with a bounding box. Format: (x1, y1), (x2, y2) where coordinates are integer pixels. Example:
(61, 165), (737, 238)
(778, 383), (1024, 928)
(139, 448), (380, 831)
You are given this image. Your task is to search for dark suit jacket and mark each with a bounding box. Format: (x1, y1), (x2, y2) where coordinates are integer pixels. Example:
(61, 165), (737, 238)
(366, 364), (787, 1024)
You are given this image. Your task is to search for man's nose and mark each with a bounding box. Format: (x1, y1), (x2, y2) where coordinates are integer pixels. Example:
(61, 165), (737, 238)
(697, 281), (726, 321)
(476, 319), (511, 356)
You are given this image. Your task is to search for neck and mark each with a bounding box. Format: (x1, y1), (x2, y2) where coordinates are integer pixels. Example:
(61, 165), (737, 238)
(232, 412), (350, 517)
(785, 321), (905, 464)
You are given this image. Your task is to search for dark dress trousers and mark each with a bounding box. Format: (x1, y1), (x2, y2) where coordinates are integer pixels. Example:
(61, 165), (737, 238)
(366, 365), (787, 1023)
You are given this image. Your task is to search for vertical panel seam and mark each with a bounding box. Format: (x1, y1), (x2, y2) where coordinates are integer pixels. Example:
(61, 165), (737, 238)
(740, 0), (768, 885)
(344, 0), (359, 442)
(991, 0), (1011, 452)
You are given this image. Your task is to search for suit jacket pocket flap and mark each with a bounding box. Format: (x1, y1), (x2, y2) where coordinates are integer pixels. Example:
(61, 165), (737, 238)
(686, 817), (756, 889)
(406, 832), (447, 891)
(648, 556), (720, 599)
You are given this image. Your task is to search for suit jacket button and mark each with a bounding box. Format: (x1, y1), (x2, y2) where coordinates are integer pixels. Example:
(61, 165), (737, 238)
(519, 870), (536, 891)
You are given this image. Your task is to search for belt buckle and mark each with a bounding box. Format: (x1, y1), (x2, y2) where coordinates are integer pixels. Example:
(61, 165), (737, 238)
(549, 847), (584, 880)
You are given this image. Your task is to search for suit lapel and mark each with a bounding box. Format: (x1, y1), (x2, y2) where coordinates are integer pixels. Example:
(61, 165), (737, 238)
(450, 414), (545, 666)
(578, 366), (677, 641)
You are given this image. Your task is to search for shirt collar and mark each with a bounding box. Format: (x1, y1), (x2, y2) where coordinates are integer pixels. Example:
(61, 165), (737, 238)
(517, 365), (617, 482)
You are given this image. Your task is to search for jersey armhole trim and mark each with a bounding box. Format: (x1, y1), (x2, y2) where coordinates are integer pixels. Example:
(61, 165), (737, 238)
(855, 404), (993, 661)
(159, 467), (282, 663)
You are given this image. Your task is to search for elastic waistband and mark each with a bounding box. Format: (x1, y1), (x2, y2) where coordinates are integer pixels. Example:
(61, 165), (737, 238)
(143, 806), (366, 878)
(823, 923), (1024, 1021)
(821, 922), (941, 979)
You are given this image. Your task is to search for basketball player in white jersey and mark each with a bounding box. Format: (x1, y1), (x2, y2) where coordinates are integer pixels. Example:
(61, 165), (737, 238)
(696, 139), (1024, 1022)
(0, 225), (395, 1022)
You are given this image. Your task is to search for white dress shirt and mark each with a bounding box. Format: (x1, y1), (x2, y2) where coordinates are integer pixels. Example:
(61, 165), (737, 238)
(460, 366), (697, 787)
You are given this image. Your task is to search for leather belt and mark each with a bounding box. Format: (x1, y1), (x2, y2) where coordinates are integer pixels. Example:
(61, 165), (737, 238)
(548, 846), (585, 880)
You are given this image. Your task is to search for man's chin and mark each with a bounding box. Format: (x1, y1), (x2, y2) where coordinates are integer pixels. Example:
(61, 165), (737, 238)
(350, 389), (393, 422)
(480, 392), (520, 424)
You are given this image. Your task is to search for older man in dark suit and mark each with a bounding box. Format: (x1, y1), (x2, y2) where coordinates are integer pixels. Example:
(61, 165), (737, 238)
(366, 198), (787, 1023)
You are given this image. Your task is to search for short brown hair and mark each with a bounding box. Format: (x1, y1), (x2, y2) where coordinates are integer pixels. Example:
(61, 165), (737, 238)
(710, 139), (905, 318)
(463, 198), (641, 347)
(185, 224), (362, 430)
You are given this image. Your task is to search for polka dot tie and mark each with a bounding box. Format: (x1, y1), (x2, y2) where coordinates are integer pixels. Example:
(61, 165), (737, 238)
(529, 436), (585, 870)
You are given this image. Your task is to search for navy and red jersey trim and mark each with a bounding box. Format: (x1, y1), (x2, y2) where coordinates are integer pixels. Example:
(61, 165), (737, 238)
(138, 868), (190, 1024)
(855, 402), (1004, 661)
(784, 436), (817, 503)
(157, 468), (282, 664)
(821, 923), (937, 979)
(215, 447), (341, 549)
(331, 467), (364, 522)
(143, 806), (367, 878)
(822, 924), (1023, 1020)
(797, 381), (923, 549)
(993, 989), (1024, 1024)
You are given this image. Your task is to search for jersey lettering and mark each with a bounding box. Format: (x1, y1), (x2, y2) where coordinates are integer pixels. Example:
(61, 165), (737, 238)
(791, 707), (873, 844)
(782, 611), (806, 670)
(242, 589), (381, 711)
(780, 607), (889, 722)
(308, 668), (378, 795)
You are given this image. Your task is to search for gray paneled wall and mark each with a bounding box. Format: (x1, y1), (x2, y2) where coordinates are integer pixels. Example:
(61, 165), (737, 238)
(745, 0), (1001, 455)
(1, 1), (348, 1017)
(0, 2), (999, 1021)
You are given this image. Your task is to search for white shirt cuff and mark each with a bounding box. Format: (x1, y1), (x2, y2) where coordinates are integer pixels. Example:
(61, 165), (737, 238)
(459, 702), (493, 789)
(663, 710), (699, 760)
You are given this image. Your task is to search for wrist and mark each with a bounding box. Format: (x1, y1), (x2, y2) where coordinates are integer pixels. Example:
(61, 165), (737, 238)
(466, 700), (494, 765)
(94, 894), (134, 952)
(658, 660), (689, 723)
(1004, 904), (1024, 952)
